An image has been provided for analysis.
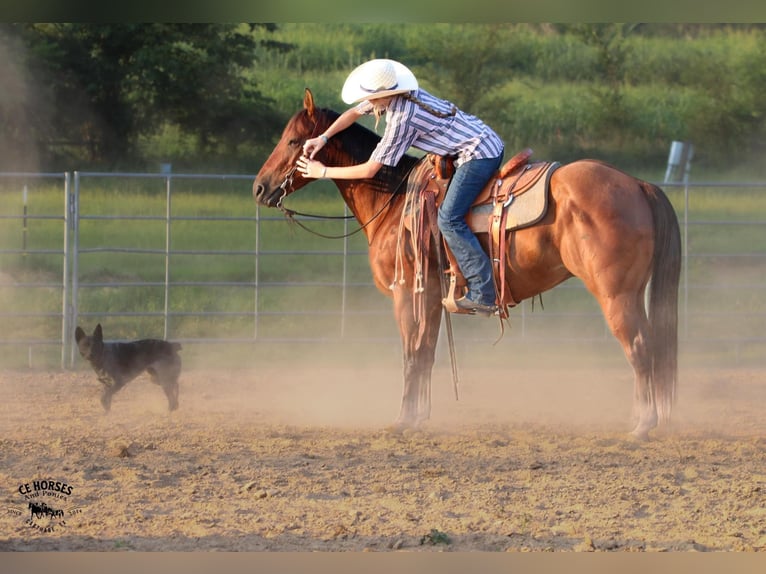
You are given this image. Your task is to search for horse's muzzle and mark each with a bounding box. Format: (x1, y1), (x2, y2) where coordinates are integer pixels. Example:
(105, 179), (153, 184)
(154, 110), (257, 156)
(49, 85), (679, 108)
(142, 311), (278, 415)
(252, 180), (281, 208)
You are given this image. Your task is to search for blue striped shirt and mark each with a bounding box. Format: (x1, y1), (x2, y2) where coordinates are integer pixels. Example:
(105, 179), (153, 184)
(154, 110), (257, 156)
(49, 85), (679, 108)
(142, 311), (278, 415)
(356, 88), (504, 168)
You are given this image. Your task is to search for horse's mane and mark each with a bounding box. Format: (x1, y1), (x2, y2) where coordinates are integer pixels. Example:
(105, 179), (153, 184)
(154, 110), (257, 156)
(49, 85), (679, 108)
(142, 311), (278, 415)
(316, 108), (422, 195)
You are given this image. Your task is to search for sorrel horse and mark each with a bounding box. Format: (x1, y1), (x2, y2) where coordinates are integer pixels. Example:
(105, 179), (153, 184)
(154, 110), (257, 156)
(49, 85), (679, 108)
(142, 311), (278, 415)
(253, 89), (681, 440)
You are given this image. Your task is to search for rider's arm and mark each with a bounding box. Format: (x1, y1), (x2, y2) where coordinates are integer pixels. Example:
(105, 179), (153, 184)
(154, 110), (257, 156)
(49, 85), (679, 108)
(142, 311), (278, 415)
(325, 159), (383, 180)
(297, 155), (383, 180)
(322, 107), (363, 141)
(304, 106), (365, 159)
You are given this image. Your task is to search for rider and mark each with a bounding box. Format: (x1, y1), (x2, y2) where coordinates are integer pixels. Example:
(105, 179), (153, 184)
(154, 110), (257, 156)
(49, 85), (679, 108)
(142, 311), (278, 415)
(298, 58), (504, 316)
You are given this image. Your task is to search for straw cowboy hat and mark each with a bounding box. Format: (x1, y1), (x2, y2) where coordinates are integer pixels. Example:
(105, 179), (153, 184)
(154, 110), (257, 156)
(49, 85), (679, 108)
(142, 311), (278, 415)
(341, 59), (419, 104)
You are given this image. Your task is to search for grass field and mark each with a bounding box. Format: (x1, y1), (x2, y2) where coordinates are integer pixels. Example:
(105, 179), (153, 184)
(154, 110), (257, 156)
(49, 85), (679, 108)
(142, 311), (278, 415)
(1, 174), (765, 369)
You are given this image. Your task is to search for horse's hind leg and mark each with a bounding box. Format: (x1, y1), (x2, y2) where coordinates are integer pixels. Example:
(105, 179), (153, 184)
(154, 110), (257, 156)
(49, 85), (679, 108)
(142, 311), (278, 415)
(626, 320), (658, 440)
(598, 292), (657, 440)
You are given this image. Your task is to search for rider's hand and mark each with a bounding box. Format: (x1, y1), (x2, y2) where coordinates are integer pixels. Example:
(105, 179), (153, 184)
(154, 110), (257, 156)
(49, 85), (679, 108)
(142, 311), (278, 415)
(302, 135), (327, 159)
(296, 156), (326, 179)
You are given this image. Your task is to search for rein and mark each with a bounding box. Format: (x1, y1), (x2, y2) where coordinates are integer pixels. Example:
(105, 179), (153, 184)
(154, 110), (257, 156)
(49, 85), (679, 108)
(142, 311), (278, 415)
(279, 174), (412, 240)
(274, 121), (415, 240)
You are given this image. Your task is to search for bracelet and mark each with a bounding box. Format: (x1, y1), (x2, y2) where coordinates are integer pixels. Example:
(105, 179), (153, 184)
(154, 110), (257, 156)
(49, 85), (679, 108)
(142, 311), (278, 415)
(321, 166), (327, 178)
(320, 134), (329, 144)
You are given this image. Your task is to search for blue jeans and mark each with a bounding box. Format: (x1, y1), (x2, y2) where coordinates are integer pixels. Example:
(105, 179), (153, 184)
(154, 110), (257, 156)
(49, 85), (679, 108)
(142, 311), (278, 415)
(437, 153), (504, 306)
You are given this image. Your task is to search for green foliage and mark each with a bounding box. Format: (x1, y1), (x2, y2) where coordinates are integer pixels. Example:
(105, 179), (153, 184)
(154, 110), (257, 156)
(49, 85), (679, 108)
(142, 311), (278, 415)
(0, 179), (384, 349)
(254, 23), (766, 172)
(0, 23), (286, 171)
(420, 528), (451, 545)
(3, 23), (766, 173)
(2, 180), (765, 368)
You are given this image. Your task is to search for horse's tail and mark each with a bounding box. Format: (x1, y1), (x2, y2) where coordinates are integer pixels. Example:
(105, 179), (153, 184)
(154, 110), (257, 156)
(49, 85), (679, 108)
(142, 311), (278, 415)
(642, 180), (681, 423)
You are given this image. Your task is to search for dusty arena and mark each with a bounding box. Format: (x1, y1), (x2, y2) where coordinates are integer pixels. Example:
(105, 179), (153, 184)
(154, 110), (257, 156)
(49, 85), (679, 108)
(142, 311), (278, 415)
(1, 342), (765, 553)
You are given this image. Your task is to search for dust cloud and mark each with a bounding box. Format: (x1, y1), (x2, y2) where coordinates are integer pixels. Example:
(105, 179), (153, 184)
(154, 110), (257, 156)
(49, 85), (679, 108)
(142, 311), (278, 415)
(2, 352), (765, 552)
(82, 334), (764, 437)
(0, 30), (41, 172)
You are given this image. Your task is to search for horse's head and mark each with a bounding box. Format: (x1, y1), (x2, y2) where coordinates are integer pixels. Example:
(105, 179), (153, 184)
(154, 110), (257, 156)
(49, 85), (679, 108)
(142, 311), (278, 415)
(253, 88), (329, 208)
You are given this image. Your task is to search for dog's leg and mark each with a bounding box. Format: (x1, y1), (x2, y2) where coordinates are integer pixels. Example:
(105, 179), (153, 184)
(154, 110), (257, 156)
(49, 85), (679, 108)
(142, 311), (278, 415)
(100, 387), (114, 412)
(163, 379), (179, 411)
(98, 374), (123, 413)
(148, 367), (180, 411)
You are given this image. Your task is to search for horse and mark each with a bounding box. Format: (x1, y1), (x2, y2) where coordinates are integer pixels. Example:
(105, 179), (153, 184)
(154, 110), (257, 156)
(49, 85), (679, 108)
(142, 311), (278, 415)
(29, 501), (63, 520)
(253, 88), (681, 440)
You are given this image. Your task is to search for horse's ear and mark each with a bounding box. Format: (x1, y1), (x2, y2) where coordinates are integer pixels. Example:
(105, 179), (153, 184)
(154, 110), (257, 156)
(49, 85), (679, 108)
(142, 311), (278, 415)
(304, 88), (316, 120)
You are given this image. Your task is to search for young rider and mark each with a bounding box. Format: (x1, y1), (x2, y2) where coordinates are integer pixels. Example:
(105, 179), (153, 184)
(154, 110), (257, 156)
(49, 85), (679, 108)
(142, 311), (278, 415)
(298, 58), (504, 315)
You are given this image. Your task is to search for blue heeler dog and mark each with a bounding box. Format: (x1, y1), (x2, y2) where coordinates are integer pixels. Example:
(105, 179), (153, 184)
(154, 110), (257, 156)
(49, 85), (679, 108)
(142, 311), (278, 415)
(74, 323), (181, 412)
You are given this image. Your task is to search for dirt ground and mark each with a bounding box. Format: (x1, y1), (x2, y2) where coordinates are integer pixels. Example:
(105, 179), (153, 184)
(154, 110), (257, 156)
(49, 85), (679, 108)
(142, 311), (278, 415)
(1, 351), (765, 552)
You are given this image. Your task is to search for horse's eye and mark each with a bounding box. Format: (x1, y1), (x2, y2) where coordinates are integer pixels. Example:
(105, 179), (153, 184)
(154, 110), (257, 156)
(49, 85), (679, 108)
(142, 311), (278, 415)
(287, 139), (300, 147)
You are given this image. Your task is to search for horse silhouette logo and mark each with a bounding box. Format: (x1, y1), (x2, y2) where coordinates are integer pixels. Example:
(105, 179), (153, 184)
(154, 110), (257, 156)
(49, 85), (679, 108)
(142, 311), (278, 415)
(7, 478), (85, 532)
(29, 501), (65, 521)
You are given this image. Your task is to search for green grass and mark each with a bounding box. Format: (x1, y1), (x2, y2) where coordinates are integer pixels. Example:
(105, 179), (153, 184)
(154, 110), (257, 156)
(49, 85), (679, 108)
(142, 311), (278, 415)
(0, 178), (386, 367)
(1, 177), (765, 369)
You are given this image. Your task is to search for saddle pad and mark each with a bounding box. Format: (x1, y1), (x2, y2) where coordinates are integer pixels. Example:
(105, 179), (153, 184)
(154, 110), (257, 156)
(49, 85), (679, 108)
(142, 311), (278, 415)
(467, 162), (560, 234)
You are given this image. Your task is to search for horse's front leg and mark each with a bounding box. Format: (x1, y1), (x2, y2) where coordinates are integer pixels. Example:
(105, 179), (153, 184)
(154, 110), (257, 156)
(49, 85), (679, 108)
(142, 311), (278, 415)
(389, 283), (443, 431)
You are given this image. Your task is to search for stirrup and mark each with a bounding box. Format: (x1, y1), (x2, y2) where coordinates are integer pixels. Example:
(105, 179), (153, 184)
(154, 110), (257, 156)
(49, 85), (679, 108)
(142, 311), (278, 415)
(452, 296), (498, 316)
(441, 274), (472, 314)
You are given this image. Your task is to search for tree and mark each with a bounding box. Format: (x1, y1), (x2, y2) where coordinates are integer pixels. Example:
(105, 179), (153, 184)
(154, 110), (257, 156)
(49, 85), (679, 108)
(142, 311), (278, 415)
(0, 23), (289, 169)
(404, 24), (525, 113)
(566, 23), (639, 145)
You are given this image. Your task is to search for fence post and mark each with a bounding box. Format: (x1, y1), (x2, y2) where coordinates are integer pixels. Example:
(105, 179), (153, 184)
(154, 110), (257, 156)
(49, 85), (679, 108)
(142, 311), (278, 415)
(164, 175), (172, 340)
(61, 172), (72, 369)
(69, 171), (81, 368)
(664, 141), (693, 341)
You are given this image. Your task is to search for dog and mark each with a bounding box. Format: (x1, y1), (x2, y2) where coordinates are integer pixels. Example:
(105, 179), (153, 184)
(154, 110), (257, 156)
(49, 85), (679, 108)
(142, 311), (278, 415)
(74, 323), (182, 413)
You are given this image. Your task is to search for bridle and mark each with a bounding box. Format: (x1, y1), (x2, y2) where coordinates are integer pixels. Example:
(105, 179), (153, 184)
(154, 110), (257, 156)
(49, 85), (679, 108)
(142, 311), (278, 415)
(271, 118), (412, 240)
(274, 164), (298, 211)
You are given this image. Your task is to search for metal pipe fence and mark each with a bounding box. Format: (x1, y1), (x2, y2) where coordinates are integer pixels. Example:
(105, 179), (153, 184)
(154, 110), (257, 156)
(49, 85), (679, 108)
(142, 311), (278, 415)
(1, 171), (764, 369)
(0, 172), (72, 368)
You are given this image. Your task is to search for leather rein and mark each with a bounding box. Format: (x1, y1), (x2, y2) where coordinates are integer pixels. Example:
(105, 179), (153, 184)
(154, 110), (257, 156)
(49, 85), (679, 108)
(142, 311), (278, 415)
(273, 121), (411, 240)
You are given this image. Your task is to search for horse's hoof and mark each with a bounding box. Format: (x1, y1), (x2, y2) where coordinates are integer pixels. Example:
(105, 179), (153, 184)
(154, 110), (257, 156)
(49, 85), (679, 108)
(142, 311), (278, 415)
(402, 427), (425, 438)
(383, 423), (407, 436)
(629, 428), (650, 442)
(384, 418), (422, 436)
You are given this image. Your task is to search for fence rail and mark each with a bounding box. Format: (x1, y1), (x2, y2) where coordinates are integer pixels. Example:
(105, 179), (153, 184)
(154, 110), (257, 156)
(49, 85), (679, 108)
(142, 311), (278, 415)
(1, 171), (764, 369)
